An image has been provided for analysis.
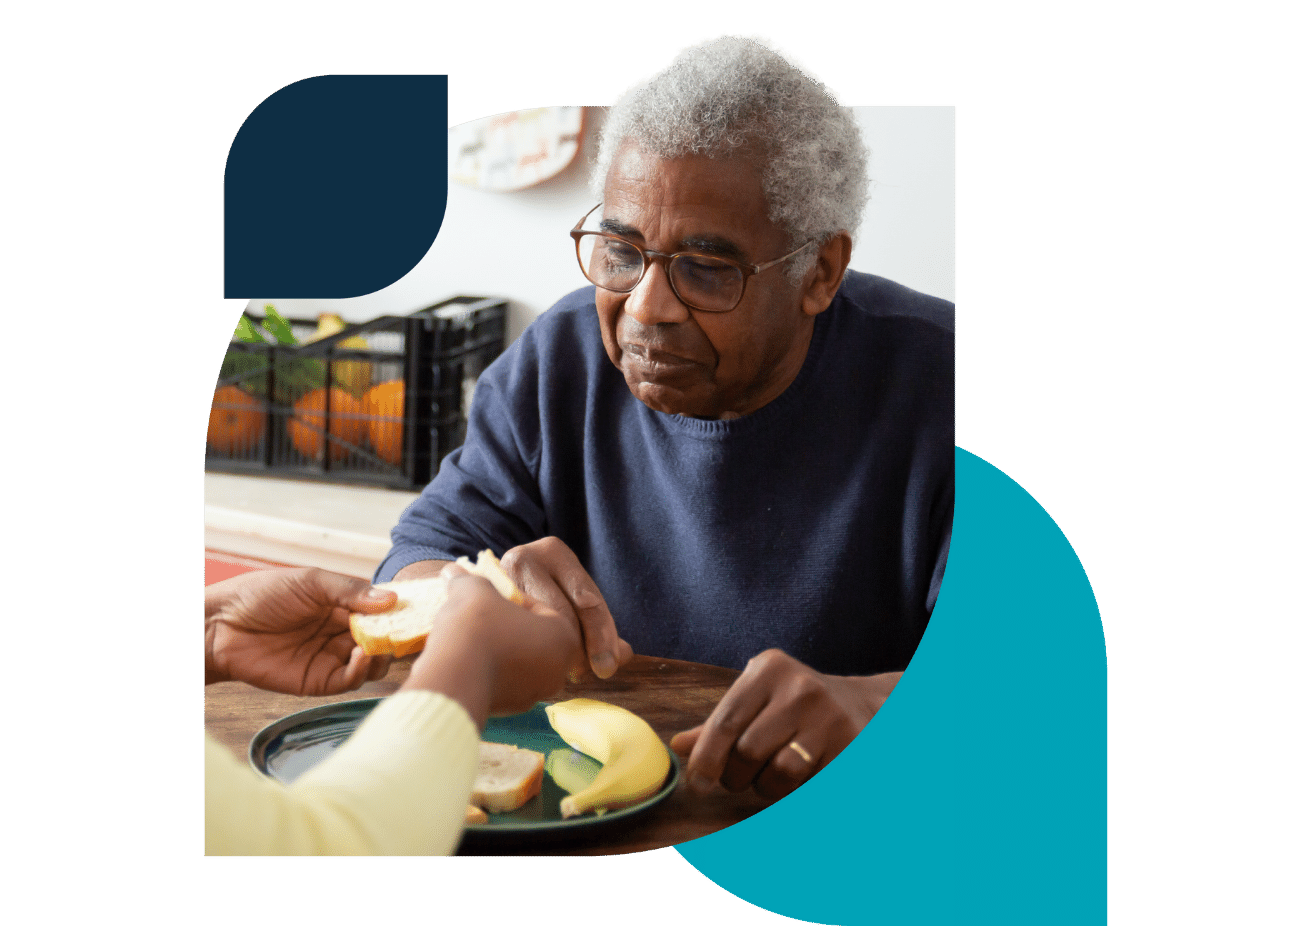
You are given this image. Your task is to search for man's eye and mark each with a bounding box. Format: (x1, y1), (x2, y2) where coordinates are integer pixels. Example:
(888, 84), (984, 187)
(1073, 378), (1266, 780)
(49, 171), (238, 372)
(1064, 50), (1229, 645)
(675, 256), (739, 290)
(601, 241), (640, 269)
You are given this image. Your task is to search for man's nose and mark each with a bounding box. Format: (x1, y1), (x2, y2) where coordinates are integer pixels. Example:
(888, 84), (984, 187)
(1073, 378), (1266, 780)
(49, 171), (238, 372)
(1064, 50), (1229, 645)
(624, 260), (690, 326)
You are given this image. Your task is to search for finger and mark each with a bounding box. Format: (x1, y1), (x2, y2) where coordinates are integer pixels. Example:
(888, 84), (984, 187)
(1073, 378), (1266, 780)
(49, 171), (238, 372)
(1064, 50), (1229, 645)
(715, 733), (772, 795)
(348, 585), (399, 614)
(290, 568), (391, 615)
(441, 572), (505, 603)
(293, 573), (399, 644)
(503, 553), (578, 623)
(753, 736), (821, 802)
(721, 692), (819, 795)
(731, 700), (804, 771)
(538, 551), (621, 680)
(322, 627), (362, 665)
(502, 544), (609, 678)
(319, 645), (372, 695)
(682, 674), (773, 795)
(524, 599), (565, 622)
(669, 725), (702, 757)
(342, 646), (375, 691)
(614, 637), (634, 670)
(574, 600), (620, 679)
(367, 654), (392, 681)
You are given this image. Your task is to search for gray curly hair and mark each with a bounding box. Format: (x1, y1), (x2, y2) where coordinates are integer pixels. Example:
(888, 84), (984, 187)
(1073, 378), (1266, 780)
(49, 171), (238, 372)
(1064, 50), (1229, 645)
(590, 36), (868, 281)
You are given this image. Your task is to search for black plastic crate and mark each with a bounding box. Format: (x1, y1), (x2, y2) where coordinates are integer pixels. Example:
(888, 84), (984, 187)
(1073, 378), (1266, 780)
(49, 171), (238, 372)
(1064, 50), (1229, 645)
(205, 295), (507, 490)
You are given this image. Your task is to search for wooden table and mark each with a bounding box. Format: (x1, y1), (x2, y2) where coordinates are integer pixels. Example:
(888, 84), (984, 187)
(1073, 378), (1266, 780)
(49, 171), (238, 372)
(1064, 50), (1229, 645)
(205, 654), (773, 855)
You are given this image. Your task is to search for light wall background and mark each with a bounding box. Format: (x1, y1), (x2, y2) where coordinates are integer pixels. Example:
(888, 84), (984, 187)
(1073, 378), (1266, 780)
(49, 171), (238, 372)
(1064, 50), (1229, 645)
(250, 105), (954, 343)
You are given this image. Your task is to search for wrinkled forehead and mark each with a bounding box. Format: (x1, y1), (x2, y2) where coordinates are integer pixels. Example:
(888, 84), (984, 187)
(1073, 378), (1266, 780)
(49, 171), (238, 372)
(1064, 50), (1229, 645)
(599, 140), (789, 259)
(603, 138), (771, 215)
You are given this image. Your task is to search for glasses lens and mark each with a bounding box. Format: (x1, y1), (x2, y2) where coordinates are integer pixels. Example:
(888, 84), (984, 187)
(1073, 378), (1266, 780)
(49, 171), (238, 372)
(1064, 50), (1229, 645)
(670, 255), (744, 312)
(577, 234), (643, 292)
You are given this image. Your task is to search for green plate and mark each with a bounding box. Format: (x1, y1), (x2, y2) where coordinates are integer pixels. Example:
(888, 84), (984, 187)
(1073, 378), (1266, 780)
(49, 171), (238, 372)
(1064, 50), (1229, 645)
(248, 699), (680, 838)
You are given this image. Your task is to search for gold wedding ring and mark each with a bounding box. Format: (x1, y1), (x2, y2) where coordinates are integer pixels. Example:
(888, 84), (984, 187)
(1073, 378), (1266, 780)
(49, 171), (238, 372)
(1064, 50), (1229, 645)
(787, 740), (813, 765)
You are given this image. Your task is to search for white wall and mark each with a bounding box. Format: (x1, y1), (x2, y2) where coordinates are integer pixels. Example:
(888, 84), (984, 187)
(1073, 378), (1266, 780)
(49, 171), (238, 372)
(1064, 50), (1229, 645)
(253, 106), (954, 342)
(854, 106), (955, 303)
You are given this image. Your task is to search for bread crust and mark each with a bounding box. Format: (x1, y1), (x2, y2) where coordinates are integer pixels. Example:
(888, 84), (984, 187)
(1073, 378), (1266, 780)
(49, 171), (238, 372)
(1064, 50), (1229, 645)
(471, 742), (545, 813)
(347, 618), (431, 657)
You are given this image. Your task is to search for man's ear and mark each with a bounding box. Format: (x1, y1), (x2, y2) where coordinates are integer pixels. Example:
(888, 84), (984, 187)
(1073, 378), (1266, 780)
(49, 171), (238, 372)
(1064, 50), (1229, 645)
(800, 232), (852, 317)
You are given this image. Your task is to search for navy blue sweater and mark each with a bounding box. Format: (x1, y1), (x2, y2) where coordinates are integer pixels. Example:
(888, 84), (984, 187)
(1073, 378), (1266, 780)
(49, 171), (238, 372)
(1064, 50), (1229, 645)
(378, 271), (954, 675)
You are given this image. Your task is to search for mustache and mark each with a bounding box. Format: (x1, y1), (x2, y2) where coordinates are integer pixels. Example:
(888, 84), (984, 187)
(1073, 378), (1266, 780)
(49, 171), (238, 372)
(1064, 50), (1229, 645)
(618, 318), (704, 356)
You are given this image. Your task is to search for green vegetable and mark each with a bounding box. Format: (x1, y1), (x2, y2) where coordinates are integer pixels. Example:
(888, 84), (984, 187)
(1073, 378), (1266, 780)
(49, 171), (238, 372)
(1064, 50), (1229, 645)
(233, 315), (267, 343)
(218, 305), (327, 398)
(545, 748), (602, 796)
(261, 304), (298, 346)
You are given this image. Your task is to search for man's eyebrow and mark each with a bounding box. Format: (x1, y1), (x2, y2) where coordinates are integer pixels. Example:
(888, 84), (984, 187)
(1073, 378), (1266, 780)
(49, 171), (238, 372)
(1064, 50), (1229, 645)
(678, 236), (746, 261)
(599, 218), (639, 239)
(599, 219), (748, 261)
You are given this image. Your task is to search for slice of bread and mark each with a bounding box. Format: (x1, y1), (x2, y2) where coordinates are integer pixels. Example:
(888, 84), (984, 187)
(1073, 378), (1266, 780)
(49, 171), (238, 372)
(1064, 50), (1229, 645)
(350, 549), (526, 657)
(349, 574), (453, 657)
(471, 741), (545, 813)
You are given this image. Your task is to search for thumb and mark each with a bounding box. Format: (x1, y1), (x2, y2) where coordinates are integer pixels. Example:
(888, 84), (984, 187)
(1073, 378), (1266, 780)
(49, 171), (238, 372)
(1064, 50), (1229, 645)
(350, 584), (398, 614)
(292, 568), (398, 615)
(670, 725), (703, 757)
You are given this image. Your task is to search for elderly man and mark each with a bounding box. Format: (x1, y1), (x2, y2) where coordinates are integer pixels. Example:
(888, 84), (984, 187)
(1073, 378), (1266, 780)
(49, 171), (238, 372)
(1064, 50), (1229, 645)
(377, 37), (953, 802)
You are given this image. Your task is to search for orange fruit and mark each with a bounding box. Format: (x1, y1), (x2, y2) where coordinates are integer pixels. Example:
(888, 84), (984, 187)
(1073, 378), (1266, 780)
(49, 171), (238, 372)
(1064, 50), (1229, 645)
(363, 379), (404, 466)
(207, 385), (265, 454)
(287, 387), (365, 460)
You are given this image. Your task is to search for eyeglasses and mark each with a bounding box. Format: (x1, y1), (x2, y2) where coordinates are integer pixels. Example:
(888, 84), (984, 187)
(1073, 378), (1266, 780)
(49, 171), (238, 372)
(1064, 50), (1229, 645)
(569, 204), (812, 314)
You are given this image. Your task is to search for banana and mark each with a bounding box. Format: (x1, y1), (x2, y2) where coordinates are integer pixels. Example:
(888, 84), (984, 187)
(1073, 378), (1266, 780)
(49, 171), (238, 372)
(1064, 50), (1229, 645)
(544, 698), (671, 819)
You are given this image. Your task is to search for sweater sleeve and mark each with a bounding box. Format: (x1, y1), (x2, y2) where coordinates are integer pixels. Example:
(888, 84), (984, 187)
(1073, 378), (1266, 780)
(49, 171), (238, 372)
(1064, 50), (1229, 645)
(375, 333), (551, 582)
(205, 690), (479, 856)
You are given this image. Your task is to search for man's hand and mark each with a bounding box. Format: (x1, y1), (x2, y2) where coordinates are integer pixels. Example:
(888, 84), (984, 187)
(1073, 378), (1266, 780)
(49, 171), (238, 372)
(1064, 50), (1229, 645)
(498, 537), (633, 680)
(670, 649), (901, 802)
(205, 568), (397, 696)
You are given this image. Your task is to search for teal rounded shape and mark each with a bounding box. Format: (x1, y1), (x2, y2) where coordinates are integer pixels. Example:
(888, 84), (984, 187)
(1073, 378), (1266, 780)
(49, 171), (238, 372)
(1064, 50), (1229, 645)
(675, 447), (1107, 924)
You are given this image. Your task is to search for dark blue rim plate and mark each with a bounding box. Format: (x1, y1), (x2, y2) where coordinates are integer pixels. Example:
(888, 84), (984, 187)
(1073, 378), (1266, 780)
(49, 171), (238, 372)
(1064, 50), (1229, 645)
(248, 698), (681, 836)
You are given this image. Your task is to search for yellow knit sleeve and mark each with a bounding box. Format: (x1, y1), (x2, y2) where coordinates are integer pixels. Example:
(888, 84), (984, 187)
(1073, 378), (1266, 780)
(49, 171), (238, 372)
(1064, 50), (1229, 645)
(205, 690), (479, 855)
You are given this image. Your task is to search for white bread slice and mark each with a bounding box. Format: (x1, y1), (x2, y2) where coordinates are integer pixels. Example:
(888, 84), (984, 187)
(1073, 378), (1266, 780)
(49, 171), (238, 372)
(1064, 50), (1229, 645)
(349, 574), (453, 657)
(471, 741), (545, 813)
(350, 549), (526, 657)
